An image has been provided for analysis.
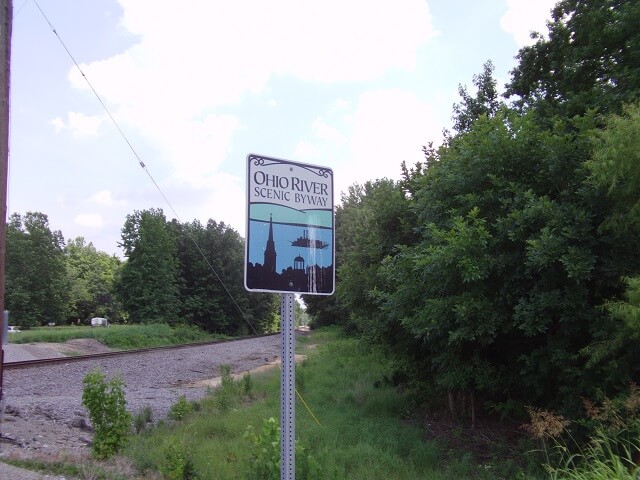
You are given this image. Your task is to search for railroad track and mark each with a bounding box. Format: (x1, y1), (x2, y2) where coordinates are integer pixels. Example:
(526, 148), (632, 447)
(4, 332), (280, 369)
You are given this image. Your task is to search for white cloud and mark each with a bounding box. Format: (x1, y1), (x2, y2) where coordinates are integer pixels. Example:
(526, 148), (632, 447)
(312, 118), (346, 146)
(184, 172), (246, 236)
(50, 112), (104, 137)
(500, 0), (557, 46)
(75, 213), (104, 228)
(293, 141), (319, 160)
(89, 190), (126, 206)
(343, 89), (439, 192)
(65, 0), (436, 192)
(68, 112), (104, 136)
(50, 117), (64, 133)
(294, 90), (440, 199)
(169, 114), (241, 188)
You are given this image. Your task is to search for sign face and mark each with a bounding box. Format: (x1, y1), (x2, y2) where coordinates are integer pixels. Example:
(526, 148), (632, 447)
(245, 154), (334, 295)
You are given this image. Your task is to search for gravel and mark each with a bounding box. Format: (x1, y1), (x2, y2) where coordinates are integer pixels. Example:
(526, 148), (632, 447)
(0, 335), (282, 461)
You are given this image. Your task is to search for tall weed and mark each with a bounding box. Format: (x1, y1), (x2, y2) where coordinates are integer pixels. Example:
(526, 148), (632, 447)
(82, 368), (132, 459)
(244, 417), (321, 480)
(523, 384), (640, 480)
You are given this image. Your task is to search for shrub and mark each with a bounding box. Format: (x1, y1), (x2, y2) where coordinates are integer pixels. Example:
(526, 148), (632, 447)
(82, 368), (132, 458)
(161, 439), (196, 480)
(133, 406), (154, 433)
(215, 365), (238, 413)
(169, 395), (195, 421)
(244, 417), (321, 479)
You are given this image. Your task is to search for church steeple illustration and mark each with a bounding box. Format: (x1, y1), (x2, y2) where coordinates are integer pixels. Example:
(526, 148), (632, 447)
(264, 214), (277, 275)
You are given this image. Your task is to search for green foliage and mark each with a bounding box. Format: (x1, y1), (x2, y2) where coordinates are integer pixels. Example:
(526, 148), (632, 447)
(133, 406), (153, 434)
(116, 208), (181, 324)
(160, 438), (196, 480)
(6, 212), (70, 327)
(242, 372), (254, 397)
(588, 102), (640, 233)
(171, 218), (278, 335)
(311, 9), (640, 413)
(65, 236), (123, 323)
(116, 211), (278, 334)
(244, 417), (281, 480)
(6, 206), (278, 335)
(368, 110), (630, 410)
(82, 368), (132, 459)
(334, 179), (417, 336)
(214, 364), (240, 413)
(524, 386), (640, 480)
(127, 330), (499, 479)
(169, 396), (195, 421)
(8, 323), (218, 348)
(506, 0), (640, 118)
(452, 60), (502, 133)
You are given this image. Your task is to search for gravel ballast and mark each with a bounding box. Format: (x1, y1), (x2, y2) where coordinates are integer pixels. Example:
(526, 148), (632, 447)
(0, 335), (282, 460)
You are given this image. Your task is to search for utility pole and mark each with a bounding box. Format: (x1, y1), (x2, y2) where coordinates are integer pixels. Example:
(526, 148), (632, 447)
(0, 0), (12, 408)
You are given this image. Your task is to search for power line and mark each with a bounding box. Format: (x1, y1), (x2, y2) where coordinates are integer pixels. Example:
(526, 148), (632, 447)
(31, 0), (261, 336)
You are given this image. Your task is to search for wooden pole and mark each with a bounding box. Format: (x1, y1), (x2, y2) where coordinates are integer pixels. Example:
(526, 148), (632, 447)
(0, 0), (12, 406)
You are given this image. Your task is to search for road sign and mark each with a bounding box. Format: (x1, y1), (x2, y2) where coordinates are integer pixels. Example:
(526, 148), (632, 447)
(245, 153), (334, 295)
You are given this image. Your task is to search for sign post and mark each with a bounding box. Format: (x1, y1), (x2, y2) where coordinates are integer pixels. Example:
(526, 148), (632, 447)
(280, 292), (296, 478)
(245, 154), (334, 480)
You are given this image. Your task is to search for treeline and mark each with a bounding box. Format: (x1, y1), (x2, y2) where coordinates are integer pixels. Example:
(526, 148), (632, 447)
(5, 209), (278, 334)
(305, 0), (640, 415)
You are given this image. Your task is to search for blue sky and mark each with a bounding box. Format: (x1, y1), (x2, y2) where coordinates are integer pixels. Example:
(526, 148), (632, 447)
(9, 0), (557, 256)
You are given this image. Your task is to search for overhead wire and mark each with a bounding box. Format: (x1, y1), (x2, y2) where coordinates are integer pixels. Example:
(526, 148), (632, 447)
(31, 0), (323, 427)
(31, 0), (260, 336)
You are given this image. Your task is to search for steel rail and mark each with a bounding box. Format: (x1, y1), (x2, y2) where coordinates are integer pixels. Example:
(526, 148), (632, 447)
(3, 332), (280, 369)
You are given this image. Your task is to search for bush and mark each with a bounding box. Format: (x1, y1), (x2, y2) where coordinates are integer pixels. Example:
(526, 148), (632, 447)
(244, 417), (321, 480)
(169, 396), (195, 421)
(161, 439), (196, 480)
(82, 368), (132, 458)
(133, 406), (154, 433)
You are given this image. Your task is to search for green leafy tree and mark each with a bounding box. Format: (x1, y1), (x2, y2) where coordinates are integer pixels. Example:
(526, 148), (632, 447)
(171, 219), (277, 334)
(335, 179), (417, 337)
(587, 102), (640, 232)
(116, 209), (181, 324)
(5, 212), (70, 327)
(452, 60), (502, 133)
(65, 237), (122, 323)
(373, 109), (640, 412)
(506, 0), (640, 118)
(579, 102), (640, 376)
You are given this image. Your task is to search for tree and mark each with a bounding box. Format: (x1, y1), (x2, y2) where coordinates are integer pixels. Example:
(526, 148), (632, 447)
(506, 0), (640, 118)
(370, 108), (640, 413)
(65, 237), (122, 323)
(5, 212), (70, 327)
(452, 60), (502, 133)
(334, 179), (417, 337)
(115, 209), (181, 324)
(587, 102), (640, 232)
(172, 219), (277, 335)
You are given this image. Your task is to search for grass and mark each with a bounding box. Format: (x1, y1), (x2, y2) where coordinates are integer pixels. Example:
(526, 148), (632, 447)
(8, 323), (225, 349)
(123, 328), (531, 479)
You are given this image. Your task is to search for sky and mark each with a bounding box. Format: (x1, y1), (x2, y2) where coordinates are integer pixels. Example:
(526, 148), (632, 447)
(9, 0), (558, 257)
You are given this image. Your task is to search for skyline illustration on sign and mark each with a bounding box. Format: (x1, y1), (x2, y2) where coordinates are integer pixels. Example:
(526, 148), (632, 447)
(245, 154), (334, 295)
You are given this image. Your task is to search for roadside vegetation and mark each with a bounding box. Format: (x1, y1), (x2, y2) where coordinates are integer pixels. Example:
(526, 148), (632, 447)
(7, 323), (222, 349)
(4, 1), (640, 478)
(3, 329), (638, 479)
(122, 329), (538, 479)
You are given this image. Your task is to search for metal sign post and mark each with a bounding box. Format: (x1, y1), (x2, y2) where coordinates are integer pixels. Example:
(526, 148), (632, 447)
(280, 293), (296, 479)
(245, 154), (334, 480)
